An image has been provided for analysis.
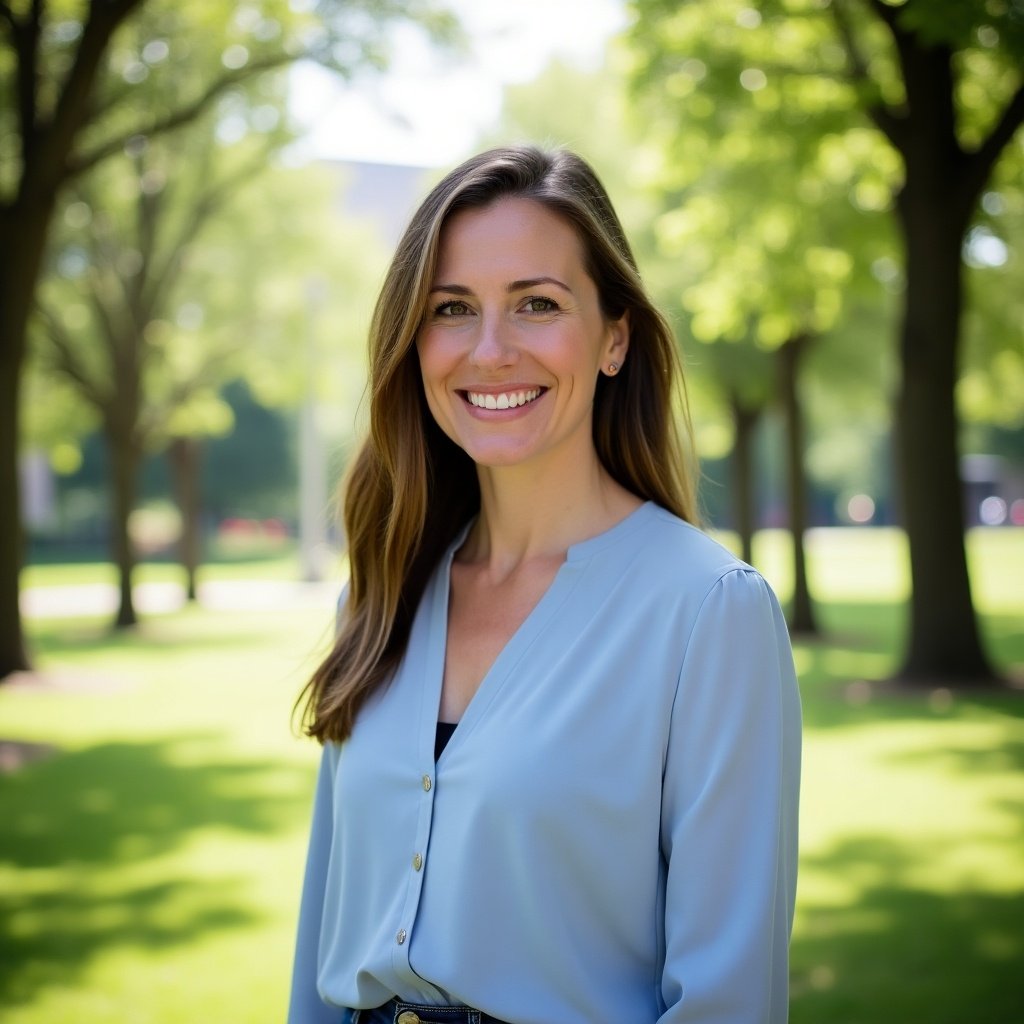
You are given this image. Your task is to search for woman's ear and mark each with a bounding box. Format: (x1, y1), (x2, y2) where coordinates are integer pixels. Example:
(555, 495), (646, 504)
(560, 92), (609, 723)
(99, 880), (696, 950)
(602, 311), (630, 376)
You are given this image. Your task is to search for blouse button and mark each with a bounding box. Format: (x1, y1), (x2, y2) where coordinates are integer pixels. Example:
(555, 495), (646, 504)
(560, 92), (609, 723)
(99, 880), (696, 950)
(422, 774), (432, 792)
(412, 853), (423, 871)
(396, 928), (407, 945)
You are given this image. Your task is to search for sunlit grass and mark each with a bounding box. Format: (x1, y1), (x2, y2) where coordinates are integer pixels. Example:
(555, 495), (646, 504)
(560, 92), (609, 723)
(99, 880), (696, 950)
(1, 601), (332, 1024)
(2, 528), (1022, 1023)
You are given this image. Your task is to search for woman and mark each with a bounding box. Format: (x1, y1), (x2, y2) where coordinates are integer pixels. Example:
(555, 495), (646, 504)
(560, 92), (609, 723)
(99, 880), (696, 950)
(289, 146), (801, 1024)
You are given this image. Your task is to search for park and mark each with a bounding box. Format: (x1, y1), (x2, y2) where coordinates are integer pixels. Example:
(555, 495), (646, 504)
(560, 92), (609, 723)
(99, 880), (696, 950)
(1, 2), (1022, 1022)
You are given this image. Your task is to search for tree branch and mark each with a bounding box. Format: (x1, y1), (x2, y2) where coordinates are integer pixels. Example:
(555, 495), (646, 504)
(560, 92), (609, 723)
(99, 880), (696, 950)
(70, 182), (142, 357)
(86, 79), (138, 125)
(144, 141), (278, 314)
(128, 147), (160, 318)
(35, 304), (110, 411)
(962, 82), (1024, 205)
(864, 0), (899, 31)
(138, 343), (243, 440)
(11, 0), (41, 168)
(66, 54), (293, 178)
(31, 0), (146, 193)
(831, 0), (906, 150)
(81, 226), (131, 359)
(830, 1), (871, 82)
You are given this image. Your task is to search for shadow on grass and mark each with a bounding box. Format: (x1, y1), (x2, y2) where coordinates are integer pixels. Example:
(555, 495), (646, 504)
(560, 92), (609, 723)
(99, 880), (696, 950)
(791, 837), (1023, 1024)
(0, 879), (258, 1009)
(0, 736), (312, 1006)
(0, 735), (310, 867)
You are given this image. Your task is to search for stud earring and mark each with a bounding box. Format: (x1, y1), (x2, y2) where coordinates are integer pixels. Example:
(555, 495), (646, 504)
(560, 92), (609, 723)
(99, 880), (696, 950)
(607, 362), (619, 374)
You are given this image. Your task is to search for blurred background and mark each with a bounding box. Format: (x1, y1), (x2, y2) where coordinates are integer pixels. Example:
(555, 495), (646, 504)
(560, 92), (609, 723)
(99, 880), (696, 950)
(1, 1), (1021, 1022)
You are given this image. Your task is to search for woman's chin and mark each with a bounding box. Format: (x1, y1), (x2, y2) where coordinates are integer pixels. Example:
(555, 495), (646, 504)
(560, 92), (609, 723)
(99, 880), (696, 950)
(453, 435), (547, 470)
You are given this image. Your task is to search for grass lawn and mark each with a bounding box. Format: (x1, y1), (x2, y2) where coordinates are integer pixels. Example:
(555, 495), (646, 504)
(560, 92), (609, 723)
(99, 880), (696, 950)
(1, 528), (1022, 1023)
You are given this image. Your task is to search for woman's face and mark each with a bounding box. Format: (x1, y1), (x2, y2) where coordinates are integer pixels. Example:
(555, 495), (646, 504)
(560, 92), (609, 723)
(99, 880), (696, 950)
(415, 197), (628, 473)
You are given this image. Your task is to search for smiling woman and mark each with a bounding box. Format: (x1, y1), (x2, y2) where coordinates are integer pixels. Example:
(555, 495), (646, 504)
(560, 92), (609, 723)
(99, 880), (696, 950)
(289, 146), (801, 1024)
(416, 197), (629, 472)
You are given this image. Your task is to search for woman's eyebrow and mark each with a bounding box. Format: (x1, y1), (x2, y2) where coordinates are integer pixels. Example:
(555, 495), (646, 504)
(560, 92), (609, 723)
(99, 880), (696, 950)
(507, 276), (571, 293)
(428, 283), (472, 295)
(428, 276), (573, 296)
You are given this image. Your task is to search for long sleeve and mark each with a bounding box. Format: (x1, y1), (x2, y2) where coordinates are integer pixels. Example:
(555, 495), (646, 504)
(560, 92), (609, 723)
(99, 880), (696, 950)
(659, 569), (802, 1023)
(288, 743), (344, 1024)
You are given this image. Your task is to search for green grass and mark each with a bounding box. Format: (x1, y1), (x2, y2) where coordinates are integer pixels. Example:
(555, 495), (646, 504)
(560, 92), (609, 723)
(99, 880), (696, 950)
(2, 529), (1022, 1023)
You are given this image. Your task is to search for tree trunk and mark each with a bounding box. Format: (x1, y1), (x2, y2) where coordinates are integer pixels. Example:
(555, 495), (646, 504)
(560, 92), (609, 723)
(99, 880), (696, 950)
(893, 179), (995, 683)
(0, 323), (30, 677)
(107, 427), (141, 629)
(777, 335), (817, 635)
(880, 30), (1000, 685)
(0, 198), (54, 678)
(169, 438), (202, 602)
(729, 394), (761, 567)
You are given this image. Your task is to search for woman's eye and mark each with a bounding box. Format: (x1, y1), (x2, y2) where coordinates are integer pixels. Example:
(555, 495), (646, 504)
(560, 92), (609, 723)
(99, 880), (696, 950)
(435, 300), (472, 317)
(523, 297), (558, 313)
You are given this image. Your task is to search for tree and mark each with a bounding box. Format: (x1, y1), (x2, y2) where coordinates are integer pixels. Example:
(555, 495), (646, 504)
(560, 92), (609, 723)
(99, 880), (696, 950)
(35, 123), (271, 626)
(698, 338), (775, 565)
(0, 0), (456, 676)
(628, 11), (894, 633)
(34, 138), (393, 625)
(628, 0), (1024, 684)
(836, 1), (1023, 682)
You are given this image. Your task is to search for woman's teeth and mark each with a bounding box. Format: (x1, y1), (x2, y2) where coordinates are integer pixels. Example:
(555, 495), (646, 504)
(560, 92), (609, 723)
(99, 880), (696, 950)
(466, 388), (541, 410)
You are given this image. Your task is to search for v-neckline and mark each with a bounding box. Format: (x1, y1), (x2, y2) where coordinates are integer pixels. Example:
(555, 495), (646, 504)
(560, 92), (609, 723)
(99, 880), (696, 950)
(424, 501), (655, 765)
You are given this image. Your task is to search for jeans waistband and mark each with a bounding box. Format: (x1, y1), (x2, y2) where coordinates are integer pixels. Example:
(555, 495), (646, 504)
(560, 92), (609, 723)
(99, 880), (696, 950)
(352, 997), (513, 1024)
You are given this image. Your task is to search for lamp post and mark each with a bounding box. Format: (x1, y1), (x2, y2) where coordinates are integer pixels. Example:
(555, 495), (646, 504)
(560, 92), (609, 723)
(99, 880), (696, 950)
(299, 276), (329, 582)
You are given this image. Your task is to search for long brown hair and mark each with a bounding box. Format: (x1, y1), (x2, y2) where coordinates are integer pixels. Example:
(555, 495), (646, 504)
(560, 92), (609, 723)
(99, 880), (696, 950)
(298, 146), (698, 743)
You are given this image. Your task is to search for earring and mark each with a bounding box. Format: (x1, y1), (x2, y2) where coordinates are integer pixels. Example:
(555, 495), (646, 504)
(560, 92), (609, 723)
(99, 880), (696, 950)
(607, 362), (619, 374)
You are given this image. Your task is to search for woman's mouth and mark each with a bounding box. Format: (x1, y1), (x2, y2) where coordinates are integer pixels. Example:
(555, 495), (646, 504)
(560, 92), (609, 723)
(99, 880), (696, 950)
(463, 388), (544, 410)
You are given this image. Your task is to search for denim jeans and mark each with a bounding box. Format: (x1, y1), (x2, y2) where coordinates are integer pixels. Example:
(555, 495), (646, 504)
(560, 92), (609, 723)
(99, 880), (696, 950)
(350, 997), (513, 1024)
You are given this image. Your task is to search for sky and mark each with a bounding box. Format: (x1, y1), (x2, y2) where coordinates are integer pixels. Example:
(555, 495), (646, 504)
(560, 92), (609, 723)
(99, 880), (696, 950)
(289, 0), (627, 167)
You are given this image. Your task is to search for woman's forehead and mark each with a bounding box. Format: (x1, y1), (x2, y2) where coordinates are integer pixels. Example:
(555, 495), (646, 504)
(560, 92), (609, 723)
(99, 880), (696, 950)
(433, 197), (587, 283)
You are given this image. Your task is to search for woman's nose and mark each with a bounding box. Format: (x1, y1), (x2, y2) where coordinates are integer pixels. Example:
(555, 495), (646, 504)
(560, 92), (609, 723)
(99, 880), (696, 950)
(468, 314), (517, 369)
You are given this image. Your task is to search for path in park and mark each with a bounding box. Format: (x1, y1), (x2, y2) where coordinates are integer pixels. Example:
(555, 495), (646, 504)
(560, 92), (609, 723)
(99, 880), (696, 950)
(20, 579), (340, 619)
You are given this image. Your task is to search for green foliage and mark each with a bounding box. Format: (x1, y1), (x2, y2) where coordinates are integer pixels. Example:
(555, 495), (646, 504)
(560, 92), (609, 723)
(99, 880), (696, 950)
(27, 143), (390, 469)
(0, 0), (460, 201)
(960, 136), (1024, 429)
(194, 158), (391, 426)
(481, 51), (667, 277)
(894, 0), (1024, 59)
(629, 0), (896, 347)
(201, 382), (297, 521)
(626, 0), (1024, 498)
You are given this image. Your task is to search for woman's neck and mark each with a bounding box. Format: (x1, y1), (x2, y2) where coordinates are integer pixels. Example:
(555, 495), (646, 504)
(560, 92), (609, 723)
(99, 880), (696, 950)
(463, 451), (642, 574)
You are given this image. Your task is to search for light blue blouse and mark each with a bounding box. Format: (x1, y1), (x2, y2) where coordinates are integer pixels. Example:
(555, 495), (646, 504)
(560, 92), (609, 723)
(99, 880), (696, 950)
(288, 502), (801, 1023)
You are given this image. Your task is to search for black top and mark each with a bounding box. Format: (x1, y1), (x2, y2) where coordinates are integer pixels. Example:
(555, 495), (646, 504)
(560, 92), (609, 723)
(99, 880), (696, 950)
(435, 721), (458, 761)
